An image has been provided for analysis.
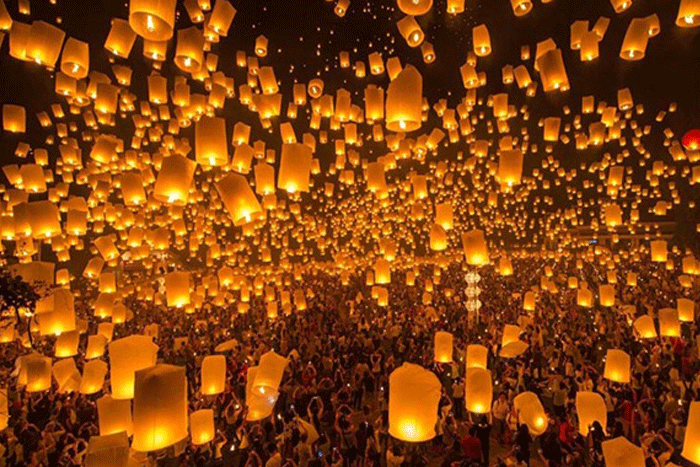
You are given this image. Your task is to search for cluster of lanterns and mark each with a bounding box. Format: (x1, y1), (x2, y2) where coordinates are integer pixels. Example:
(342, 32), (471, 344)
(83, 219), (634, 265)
(0, 0), (698, 461)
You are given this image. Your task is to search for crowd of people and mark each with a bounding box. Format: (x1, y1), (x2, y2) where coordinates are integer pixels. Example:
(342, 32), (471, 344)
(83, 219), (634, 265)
(0, 255), (699, 467)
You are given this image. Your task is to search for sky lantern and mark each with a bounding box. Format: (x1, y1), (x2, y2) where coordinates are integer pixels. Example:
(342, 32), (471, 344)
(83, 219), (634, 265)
(195, 116), (228, 167)
(104, 19), (136, 58)
(389, 363), (441, 442)
(245, 366), (278, 421)
(55, 330), (79, 358)
(3, 104), (25, 133)
(658, 308), (681, 337)
(537, 48), (569, 91)
(429, 224), (448, 251)
(633, 315), (657, 338)
(682, 402), (700, 465)
(129, 0), (176, 41)
(465, 368), (492, 413)
(396, 16), (424, 47)
(165, 272), (190, 308)
(153, 154), (197, 205)
(461, 229), (489, 265)
(201, 355), (226, 395)
(682, 129), (700, 149)
(678, 298), (695, 322)
(132, 364), (188, 452)
(599, 284), (615, 307)
(97, 395), (133, 436)
(397, 0), (433, 15)
(434, 331), (453, 363)
(109, 335), (158, 399)
(386, 65), (422, 132)
(175, 27), (204, 73)
(84, 432), (129, 467)
(650, 240), (667, 262)
(676, 0), (700, 26)
(602, 437), (645, 467)
(23, 353), (52, 392)
(472, 24), (491, 56)
(278, 143), (313, 193)
(215, 173), (263, 225)
(26, 21), (65, 68)
(514, 392), (548, 436)
(190, 409), (215, 445)
(575, 392), (606, 435)
(510, 0), (533, 16)
(620, 18), (649, 60)
(60, 38), (89, 79)
(498, 149), (524, 187)
(80, 360), (108, 395)
(208, 0), (236, 35)
(251, 351), (288, 395)
(604, 349), (630, 383)
(466, 344), (488, 369)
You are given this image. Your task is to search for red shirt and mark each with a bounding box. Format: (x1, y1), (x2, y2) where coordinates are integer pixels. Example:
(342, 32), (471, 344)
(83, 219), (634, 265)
(461, 435), (482, 460)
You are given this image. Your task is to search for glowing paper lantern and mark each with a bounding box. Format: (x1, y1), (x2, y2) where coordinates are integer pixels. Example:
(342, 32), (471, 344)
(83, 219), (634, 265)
(602, 437), (645, 467)
(396, 16), (424, 47)
(85, 432), (129, 467)
(215, 173), (262, 225)
(26, 21), (65, 68)
(603, 349), (630, 383)
(388, 363), (441, 442)
(510, 0), (533, 16)
(523, 291), (536, 311)
(55, 330), (79, 357)
(3, 104), (25, 133)
(97, 395), (133, 436)
(153, 154), (196, 205)
(251, 351), (288, 395)
(104, 19), (137, 58)
(465, 367), (492, 414)
(190, 409), (214, 445)
(536, 48), (569, 91)
(498, 149), (524, 187)
(129, 0), (176, 41)
(175, 27), (204, 72)
(60, 38), (89, 79)
(676, 0), (700, 27)
(577, 288), (593, 307)
(575, 392), (606, 435)
(599, 285), (615, 307)
(80, 360), (108, 395)
(620, 18), (649, 60)
(466, 344), (488, 369)
(208, 0), (236, 35)
(86, 334), (108, 359)
(678, 298), (695, 322)
(24, 353), (52, 392)
(659, 308), (681, 337)
(681, 402), (700, 465)
(633, 315), (657, 338)
(434, 331), (453, 363)
(461, 229), (489, 265)
(397, 0), (433, 15)
(165, 272), (190, 308)
(200, 355), (226, 395)
(195, 116), (228, 167)
(513, 392), (548, 436)
(246, 366), (278, 421)
(109, 335), (158, 399)
(472, 24), (491, 56)
(278, 143), (313, 193)
(132, 364), (188, 452)
(385, 65), (422, 132)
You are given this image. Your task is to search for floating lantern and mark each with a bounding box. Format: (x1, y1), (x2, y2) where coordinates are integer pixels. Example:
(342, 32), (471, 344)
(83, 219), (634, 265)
(603, 349), (630, 383)
(658, 308), (680, 337)
(682, 402), (700, 465)
(434, 331), (453, 363)
(397, 0), (433, 15)
(60, 38), (89, 79)
(386, 65), (422, 132)
(678, 298), (695, 322)
(466, 344), (488, 369)
(278, 143), (313, 193)
(514, 392), (548, 436)
(461, 229), (489, 265)
(575, 392), (606, 435)
(80, 360), (108, 395)
(132, 364), (188, 452)
(109, 335), (158, 399)
(129, 0), (176, 41)
(85, 432), (129, 467)
(633, 315), (657, 338)
(190, 409), (214, 445)
(3, 104), (25, 133)
(676, 0), (700, 27)
(201, 355), (226, 395)
(97, 395), (133, 436)
(26, 21), (65, 68)
(396, 16), (424, 47)
(153, 154), (197, 205)
(465, 368), (492, 413)
(251, 351), (288, 395)
(602, 437), (645, 467)
(215, 173), (262, 225)
(175, 27), (204, 73)
(472, 24), (491, 56)
(165, 272), (190, 308)
(388, 363), (441, 442)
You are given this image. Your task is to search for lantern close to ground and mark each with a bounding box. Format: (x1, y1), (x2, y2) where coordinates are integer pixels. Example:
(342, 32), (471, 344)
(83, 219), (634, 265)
(465, 367), (492, 414)
(434, 331), (453, 363)
(388, 363), (441, 442)
(575, 392), (606, 435)
(604, 349), (630, 383)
